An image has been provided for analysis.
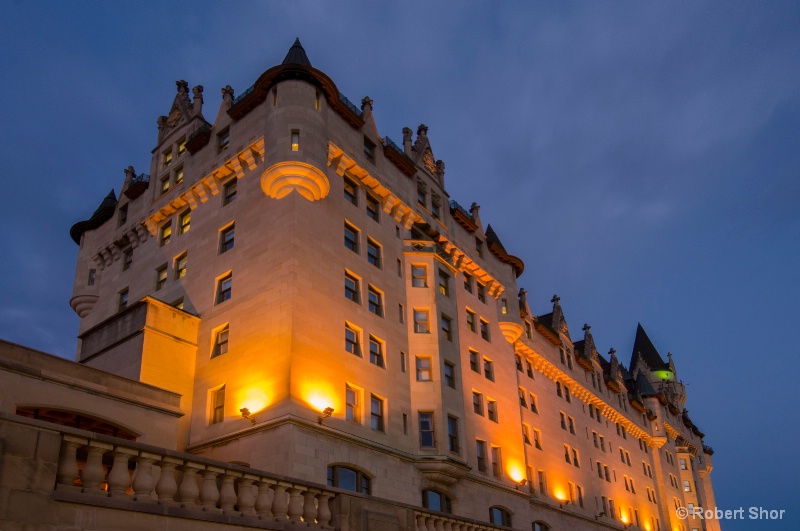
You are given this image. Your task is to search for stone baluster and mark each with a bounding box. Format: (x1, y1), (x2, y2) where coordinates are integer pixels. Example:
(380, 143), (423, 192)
(107, 447), (137, 497)
(434, 519), (445, 531)
(416, 514), (428, 531)
(287, 486), (306, 524)
(443, 521), (453, 531)
(155, 456), (182, 505)
(219, 471), (242, 514)
(56, 435), (86, 489)
(255, 479), (275, 519)
(270, 483), (290, 520)
(237, 474), (258, 517)
(178, 462), (203, 507)
(317, 492), (333, 528)
(200, 466), (223, 513)
(426, 516), (437, 531)
(82, 441), (112, 495)
(302, 488), (319, 524)
(132, 451), (160, 502)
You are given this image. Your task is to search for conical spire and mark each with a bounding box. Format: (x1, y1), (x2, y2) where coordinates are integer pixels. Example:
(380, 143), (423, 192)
(282, 38), (311, 66)
(630, 323), (669, 371)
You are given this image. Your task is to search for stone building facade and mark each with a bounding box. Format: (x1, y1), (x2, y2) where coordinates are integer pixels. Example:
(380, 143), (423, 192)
(0, 40), (718, 531)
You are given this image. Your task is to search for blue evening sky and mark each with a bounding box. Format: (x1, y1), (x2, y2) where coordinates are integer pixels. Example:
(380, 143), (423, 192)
(0, 3), (798, 530)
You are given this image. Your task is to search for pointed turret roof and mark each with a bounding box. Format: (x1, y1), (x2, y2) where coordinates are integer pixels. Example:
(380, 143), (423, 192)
(630, 323), (670, 371)
(69, 190), (118, 244)
(282, 38), (311, 66)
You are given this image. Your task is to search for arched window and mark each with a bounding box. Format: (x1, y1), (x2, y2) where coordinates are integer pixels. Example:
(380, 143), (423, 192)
(327, 465), (371, 495)
(15, 407), (138, 440)
(489, 506), (512, 526)
(533, 521), (550, 531)
(422, 489), (452, 514)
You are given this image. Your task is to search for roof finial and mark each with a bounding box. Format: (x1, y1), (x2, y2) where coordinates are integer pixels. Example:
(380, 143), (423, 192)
(583, 323), (591, 332)
(551, 294), (561, 304)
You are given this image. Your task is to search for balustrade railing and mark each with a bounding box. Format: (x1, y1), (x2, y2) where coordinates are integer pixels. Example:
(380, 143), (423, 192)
(413, 510), (506, 531)
(56, 434), (334, 528)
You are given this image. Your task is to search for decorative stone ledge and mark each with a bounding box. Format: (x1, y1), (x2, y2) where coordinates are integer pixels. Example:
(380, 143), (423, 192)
(260, 161), (330, 201)
(69, 294), (99, 318)
(497, 322), (524, 344)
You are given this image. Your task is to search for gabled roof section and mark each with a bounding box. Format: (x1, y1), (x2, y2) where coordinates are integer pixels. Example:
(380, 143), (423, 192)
(69, 190), (117, 244)
(635, 371), (658, 396)
(283, 38), (311, 66)
(630, 323), (670, 372)
(485, 224), (524, 277)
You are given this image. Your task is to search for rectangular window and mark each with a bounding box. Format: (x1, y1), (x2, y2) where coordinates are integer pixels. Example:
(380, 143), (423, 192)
(363, 136), (376, 161)
(417, 180), (427, 206)
(367, 239), (382, 268)
(344, 272), (360, 303)
(219, 224), (235, 253)
(491, 446), (502, 478)
(480, 319), (490, 341)
(572, 448), (580, 467)
(210, 386), (225, 425)
(466, 310), (476, 332)
(175, 252), (187, 279)
(223, 179), (237, 205)
(179, 210), (190, 234)
(525, 321), (532, 339)
(397, 258), (402, 277)
(212, 325), (229, 357)
(487, 399), (498, 422)
(419, 412), (434, 447)
(88, 269), (96, 286)
(447, 416), (459, 453)
(444, 362), (456, 388)
(411, 265), (427, 287)
(476, 440), (487, 472)
(538, 470), (547, 495)
(343, 177), (358, 205)
(463, 273), (473, 292)
(118, 288), (129, 312)
(346, 384), (360, 423)
(122, 249), (133, 271)
(441, 314), (453, 341)
(159, 175), (170, 195)
(163, 148), (173, 167)
(565, 385), (571, 403)
(218, 127), (230, 152)
(159, 223), (172, 246)
(369, 336), (385, 368)
(515, 354), (523, 372)
(438, 270), (450, 296)
(684, 480), (692, 492)
(400, 351), (406, 372)
(344, 223), (359, 253)
(216, 273), (232, 304)
(291, 129), (300, 151)
(399, 304), (404, 323)
(680, 458), (688, 470)
(475, 237), (483, 257)
(518, 387), (528, 407)
(345, 324), (361, 356)
(568, 416), (575, 434)
(174, 166), (184, 185)
(533, 429), (542, 450)
(501, 298), (508, 315)
(472, 391), (483, 415)
(483, 358), (494, 381)
(368, 286), (383, 316)
(370, 395), (384, 432)
(564, 444), (572, 464)
(469, 349), (480, 372)
(416, 357), (432, 381)
(560, 411), (567, 430)
(431, 197), (441, 219)
(530, 393), (539, 414)
(414, 310), (430, 333)
(118, 204), (128, 226)
(366, 194), (380, 222)
(522, 423), (532, 445)
(177, 136), (186, 155)
(477, 282), (486, 303)
(155, 265), (167, 291)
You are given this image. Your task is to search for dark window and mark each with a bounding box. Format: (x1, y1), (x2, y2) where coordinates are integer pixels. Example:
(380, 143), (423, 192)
(218, 128), (230, 152)
(441, 314), (453, 341)
(444, 362), (456, 388)
(122, 249), (133, 271)
(344, 177), (358, 205)
(419, 412), (435, 447)
(327, 466), (370, 495)
(345, 273), (360, 303)
(223, 179), (237, 205)
(155, 265), (167, 291)
(447, 416), (459, 453)
(367, 240), (381, 268)
(370, 395), (384, 431)
(368, 286), (383, 316)
(220, 224), (235, 253)
(366, 194), (380, 222)
(476, 440), (487, 472)
(489, 507), (511, 527)
(118, 204), (128, 226)
(212, 325), (229, 357)
(369, 336), (385, 368)
(364, 136), (376, 161)
(118, 289), (128, 312)
(216, 273), (232, 303)
(345, 324), (360, 356)
(344, 223), (359, 253)
(422, 490), (451, 514)
(211, 386), (225, 424)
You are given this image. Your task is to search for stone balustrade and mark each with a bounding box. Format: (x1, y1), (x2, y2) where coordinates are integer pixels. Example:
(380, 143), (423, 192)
(56, 433), (335, 529)
(413, 510), (506, 531)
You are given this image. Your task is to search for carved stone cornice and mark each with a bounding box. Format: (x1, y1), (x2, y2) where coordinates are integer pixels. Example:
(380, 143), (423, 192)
(648, 436), (668, 449)
(260, 161), (330, 201)
(498, 322), (524, 344)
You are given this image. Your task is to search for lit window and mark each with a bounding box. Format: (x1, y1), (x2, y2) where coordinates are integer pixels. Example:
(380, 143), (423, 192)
(344, 223), (359, 253)
(422, 489), (451, 514)
(216, 273), (232, 304)
(174, 166), (184, 185)
(414, 310), (430, 333)
(472, 392), (483, 415)
(210, 386), (225, 425)
(416, 357), (432, 381)
(345, 273), (360, 303)
(160, 223), (172, 246)
(367, 239), (382, 268)
(163, 148), (173, 168)
(343, 177), (358, 205)
(212, 325), (229, 357)
(179, 210), (190, 234)
(501, 298), (508, 315)
(219, 224), (235, 253)
(480, 319), (490, 341)
(345, 385), (360, 423)
(487, 399), (498, 422)
(438, 270), (450, 296)
(444, 362), (456, 388)
(175, 252), (187, 279)
(370, 395), (384, 432)
(684, 480), (692, 492)
(366, 194), (380, 222)
(469, 349), (480, 372)
(291, 129), (300, 151)
(118, 288), (129, 312)
(345, 324), (361, 356)
(159, 175), (170, 195)
(419, 412), (434, 447)
(218, 128), (230, 152)
(177, 136), (186, 155)
(172, 298), (184, 310)
(441, 314), (453, 341)
(368, 286), (383, 316)
(466, 309), (476, 332)
(327, 466), (370, 495)
(477, 282), (486, 303)
(476, 440), (487, 472)
(447, 416), (459, 453)
(223, 179), (237, 205)
(411, 265), (427, 287)
(489, 507), (511, 527)
(369, 336), (385, 368)
(122, 249), (133, 271)
(155, 265), (167, 290)
(483, 358), (494, 381)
